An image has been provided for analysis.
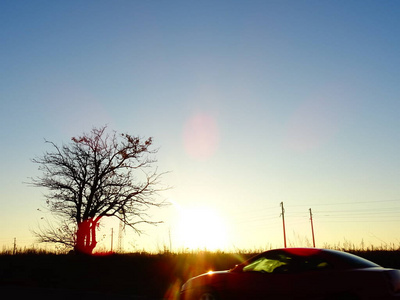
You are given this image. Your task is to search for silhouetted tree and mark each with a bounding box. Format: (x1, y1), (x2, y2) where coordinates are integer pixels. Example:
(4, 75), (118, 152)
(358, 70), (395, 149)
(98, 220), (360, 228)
(30, 126), (167, 254)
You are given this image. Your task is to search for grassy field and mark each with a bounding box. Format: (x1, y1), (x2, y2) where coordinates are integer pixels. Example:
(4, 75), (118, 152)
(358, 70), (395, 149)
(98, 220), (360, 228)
(1, 247), (400, 299)
(0, 250), (255, 299)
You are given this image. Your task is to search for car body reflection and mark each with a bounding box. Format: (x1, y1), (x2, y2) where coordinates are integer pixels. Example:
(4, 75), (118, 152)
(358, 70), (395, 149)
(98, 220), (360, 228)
(180, 248), (400, 300)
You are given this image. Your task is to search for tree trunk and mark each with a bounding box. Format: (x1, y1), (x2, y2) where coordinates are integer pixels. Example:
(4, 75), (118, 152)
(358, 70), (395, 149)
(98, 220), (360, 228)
(74, 219), (98, 255)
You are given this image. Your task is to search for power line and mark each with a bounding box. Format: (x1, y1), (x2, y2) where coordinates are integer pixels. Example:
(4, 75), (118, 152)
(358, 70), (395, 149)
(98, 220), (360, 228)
(314, 208), (400, 214)
(316, 219), (400, 223)
(289, 199), (400, 208)
(233, 214), (280, 224)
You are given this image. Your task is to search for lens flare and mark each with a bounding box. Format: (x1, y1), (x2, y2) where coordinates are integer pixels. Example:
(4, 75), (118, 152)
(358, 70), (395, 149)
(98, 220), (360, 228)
(183, 112), (219, 160)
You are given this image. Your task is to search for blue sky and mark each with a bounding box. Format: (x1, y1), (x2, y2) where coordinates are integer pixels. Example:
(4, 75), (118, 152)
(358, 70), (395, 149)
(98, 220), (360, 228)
(1, 1), (400, 252)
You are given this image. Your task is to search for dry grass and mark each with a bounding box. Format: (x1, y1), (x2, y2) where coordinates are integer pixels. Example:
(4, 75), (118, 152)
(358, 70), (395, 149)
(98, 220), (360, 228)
(1, 243), (400, 299)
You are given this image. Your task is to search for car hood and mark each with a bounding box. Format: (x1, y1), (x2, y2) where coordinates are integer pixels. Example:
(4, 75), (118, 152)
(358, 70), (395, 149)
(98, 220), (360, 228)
(181, 270), (230, 291)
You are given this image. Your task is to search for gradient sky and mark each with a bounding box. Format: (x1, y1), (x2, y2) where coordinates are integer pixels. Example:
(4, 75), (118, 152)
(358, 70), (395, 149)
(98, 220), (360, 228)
(1, 1), (400, 252)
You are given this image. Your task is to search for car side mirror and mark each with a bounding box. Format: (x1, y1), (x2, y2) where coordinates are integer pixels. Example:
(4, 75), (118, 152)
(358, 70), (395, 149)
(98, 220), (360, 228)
(231, 264), (244, 273)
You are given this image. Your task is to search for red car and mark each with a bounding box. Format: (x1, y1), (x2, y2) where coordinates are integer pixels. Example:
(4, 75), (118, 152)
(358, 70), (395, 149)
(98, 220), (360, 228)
(180, 248), (400, 300)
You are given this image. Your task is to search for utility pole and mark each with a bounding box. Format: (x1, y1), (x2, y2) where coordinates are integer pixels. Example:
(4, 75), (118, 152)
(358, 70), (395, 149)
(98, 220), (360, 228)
(169, 228), (172, 252)
(111, 228), (114, 252)
(309, 208), (316, 247)
(118, 220), (124, 252)
(117, 209), (125, 253)
(13, 238), (16, 255)
(280, 202), (287, 248)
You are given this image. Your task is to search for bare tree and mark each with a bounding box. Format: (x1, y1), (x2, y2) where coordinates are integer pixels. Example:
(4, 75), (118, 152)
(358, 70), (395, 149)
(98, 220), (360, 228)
(30, 126), (167, 254)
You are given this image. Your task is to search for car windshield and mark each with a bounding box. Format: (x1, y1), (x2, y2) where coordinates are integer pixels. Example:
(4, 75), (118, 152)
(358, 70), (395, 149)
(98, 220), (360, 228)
(243, 256), (287, 273)
(243, 252), (295, 273)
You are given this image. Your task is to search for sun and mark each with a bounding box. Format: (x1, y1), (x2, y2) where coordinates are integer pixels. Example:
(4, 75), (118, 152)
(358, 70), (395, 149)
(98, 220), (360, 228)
(174, 205), (228, 251)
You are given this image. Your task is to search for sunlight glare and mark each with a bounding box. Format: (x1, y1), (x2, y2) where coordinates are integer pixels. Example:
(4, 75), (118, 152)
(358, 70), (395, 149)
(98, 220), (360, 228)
(174, 205), (228, 251)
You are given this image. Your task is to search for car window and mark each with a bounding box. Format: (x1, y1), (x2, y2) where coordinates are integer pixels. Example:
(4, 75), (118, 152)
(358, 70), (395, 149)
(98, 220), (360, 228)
(242, 251), (332, 274)
(323, 249), (380, 268)
(243, 253), (293, 273)
(297, 256), (332, 272)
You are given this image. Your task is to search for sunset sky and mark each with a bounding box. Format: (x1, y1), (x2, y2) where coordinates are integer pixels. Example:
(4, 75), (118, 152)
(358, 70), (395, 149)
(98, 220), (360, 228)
(1, 1), (400, 252)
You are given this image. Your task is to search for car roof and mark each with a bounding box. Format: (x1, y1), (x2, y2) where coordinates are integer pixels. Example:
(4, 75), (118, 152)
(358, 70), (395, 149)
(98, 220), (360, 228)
(260, 247), (380, 268)
(278, 247), (322, 256)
